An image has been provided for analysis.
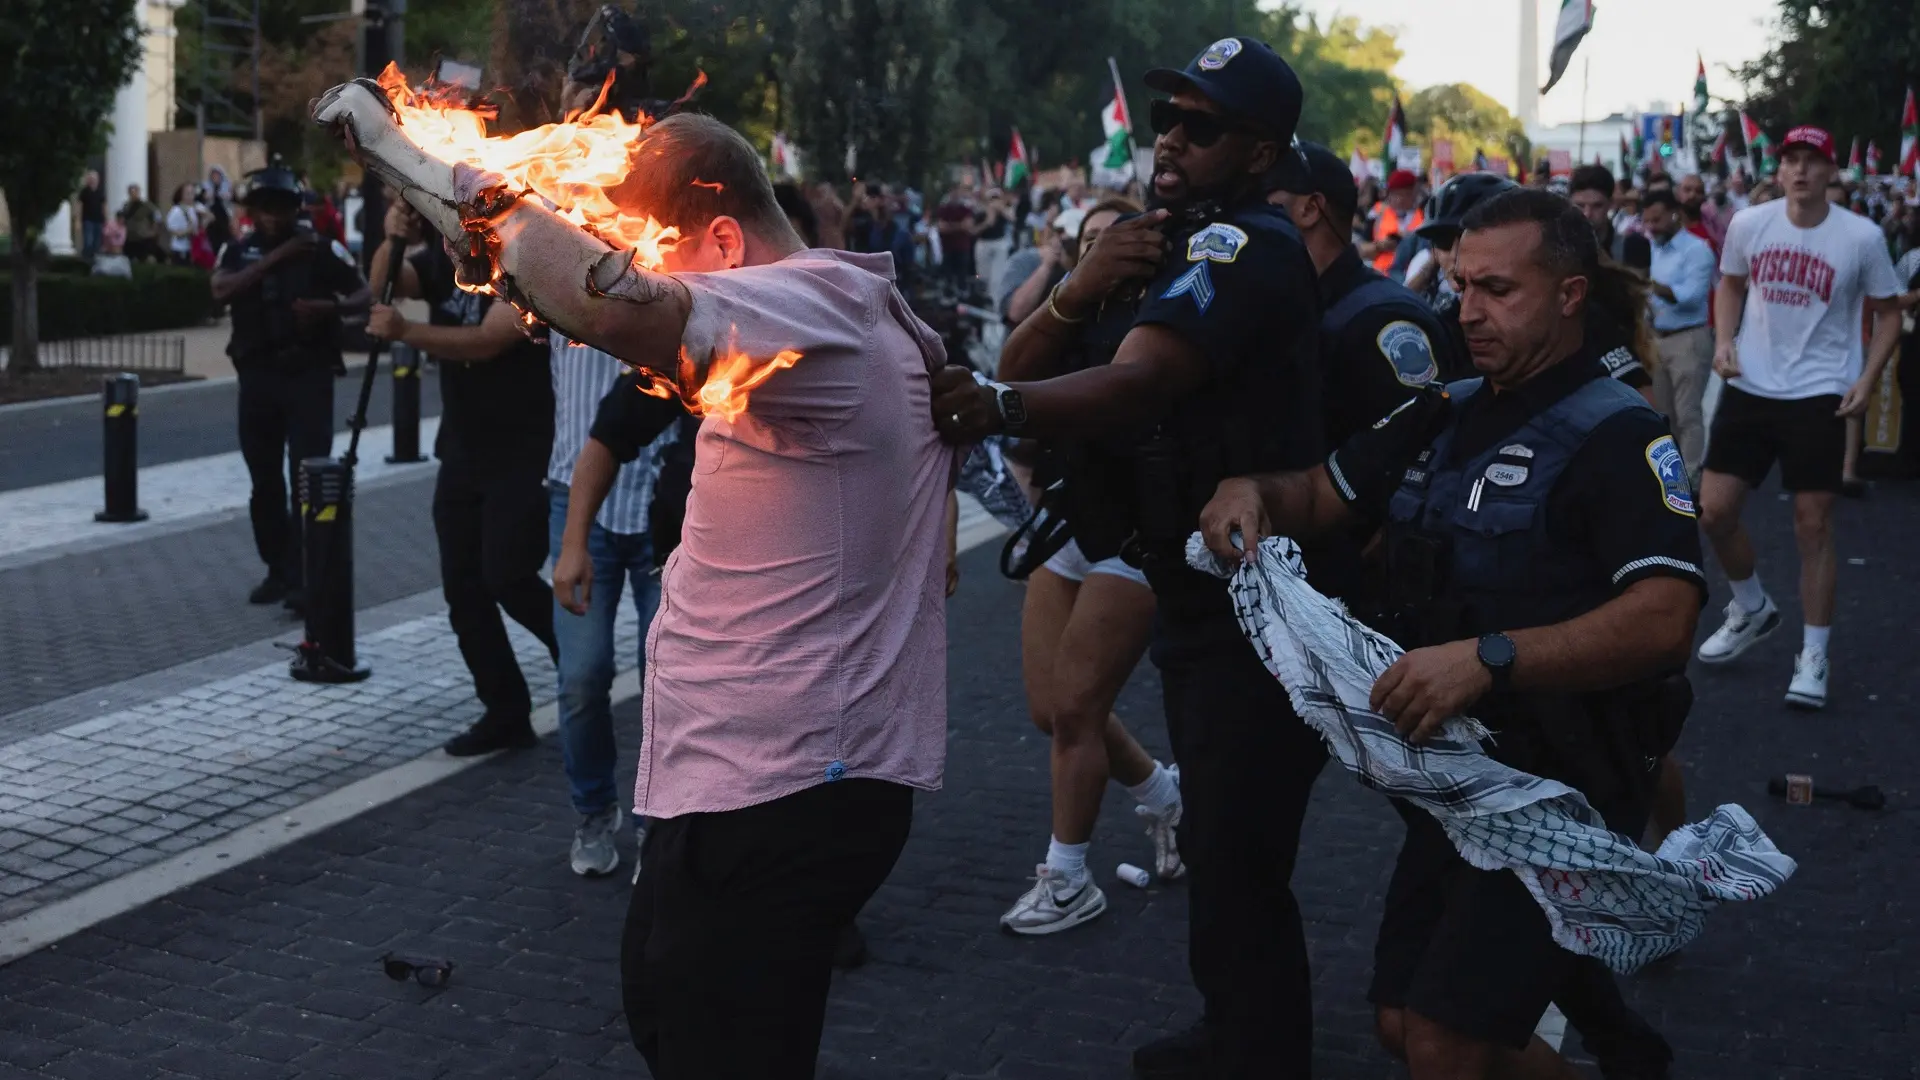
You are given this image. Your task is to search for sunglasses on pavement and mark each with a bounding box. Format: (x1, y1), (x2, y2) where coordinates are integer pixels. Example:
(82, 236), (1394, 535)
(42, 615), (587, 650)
(381, 952), (454, 987)
(1148, 100), (1261, 149)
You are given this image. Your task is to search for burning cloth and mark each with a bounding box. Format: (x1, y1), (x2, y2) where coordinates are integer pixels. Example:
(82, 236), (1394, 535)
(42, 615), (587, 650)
(1186, 534), (1797, 973)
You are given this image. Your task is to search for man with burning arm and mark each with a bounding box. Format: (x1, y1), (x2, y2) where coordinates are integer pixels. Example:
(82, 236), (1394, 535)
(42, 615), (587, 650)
(316, 90), (956, 1078)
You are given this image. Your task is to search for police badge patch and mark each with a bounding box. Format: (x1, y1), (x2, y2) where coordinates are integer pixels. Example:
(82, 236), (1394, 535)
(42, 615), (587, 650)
(1198, 38), (1243, 70)
(1186, 223), (1249, 264)
(1376, 321), (1438, 387)
(1645, 436), (1695, 516)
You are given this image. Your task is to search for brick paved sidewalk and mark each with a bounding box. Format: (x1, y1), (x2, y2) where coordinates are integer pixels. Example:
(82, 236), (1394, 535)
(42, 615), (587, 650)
(2, 491), (1916, 1078)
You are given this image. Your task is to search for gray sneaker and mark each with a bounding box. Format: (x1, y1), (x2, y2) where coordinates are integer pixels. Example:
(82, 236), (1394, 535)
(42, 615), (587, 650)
(570, 805), (623, 877)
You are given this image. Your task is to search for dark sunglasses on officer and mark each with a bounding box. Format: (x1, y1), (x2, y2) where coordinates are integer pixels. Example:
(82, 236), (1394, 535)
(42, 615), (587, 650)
(1148, 99), (1265, 149)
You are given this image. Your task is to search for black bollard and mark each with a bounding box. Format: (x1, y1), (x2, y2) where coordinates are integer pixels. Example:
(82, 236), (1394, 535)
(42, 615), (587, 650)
(385, 342), (427, 464)
(288, 457), (371, 683)
(95, 373), (149, 523)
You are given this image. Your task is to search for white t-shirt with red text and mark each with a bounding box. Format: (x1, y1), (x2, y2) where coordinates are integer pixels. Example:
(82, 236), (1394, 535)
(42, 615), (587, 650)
(1720, 200), (1899, 400)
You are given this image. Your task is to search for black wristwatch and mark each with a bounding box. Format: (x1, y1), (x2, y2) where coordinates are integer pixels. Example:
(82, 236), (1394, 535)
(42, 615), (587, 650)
(1476, 632), (1516, 692)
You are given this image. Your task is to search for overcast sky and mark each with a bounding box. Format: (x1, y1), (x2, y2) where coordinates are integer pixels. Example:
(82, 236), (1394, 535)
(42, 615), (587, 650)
(1283, 0), (1779, 126)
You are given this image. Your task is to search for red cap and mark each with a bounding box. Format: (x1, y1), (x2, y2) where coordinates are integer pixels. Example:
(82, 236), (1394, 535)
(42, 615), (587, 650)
(1780, 126), (1835, 162)
(1386, 169), (1418, 192)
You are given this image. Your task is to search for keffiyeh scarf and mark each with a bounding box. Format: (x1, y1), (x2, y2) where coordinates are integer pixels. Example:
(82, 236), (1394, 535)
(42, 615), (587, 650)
(1187, 535), (1797, 973)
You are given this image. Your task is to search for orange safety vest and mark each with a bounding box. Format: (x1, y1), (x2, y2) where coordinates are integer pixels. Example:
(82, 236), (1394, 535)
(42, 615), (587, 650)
(1371, 205), (1424, 272)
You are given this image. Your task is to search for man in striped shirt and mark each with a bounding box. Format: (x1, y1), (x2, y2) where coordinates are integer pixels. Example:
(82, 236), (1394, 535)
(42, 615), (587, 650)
(547, 333), (677, 877)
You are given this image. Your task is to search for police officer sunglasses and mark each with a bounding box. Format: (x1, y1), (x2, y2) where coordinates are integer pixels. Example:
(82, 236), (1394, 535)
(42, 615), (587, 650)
(1148, 100), (1261, 149)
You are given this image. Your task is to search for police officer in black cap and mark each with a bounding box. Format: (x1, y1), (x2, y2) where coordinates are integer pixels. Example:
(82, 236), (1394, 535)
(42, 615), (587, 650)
(1199, 187), (1697, 1080)
(212, 166), (369, 611)
(934, 36), (1330, 1078)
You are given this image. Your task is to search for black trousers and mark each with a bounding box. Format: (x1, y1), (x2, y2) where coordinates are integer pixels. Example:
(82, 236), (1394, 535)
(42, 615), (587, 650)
(621, 779), (913, 1080)
(1158, 627), (1329, 1078)
(431, 454), (556, 718)
(236, 366), (334, 586)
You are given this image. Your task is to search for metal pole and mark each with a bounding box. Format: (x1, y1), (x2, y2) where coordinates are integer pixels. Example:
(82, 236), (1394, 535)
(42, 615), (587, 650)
(251, 0), (262, 141)
(384, 341), (426, 463)
(95, 374), (148, 523)
(1577, 56), (1589, 160)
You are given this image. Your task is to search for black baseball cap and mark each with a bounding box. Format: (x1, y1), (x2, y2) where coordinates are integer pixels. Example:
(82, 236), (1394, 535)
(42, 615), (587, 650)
(1272, 141), (1357, 225)
(1145, 36), (1308, 186)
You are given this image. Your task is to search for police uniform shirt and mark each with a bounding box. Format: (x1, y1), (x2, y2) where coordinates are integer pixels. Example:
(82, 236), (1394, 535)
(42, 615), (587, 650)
(219, 231), (364, 369)
(1326, 343), (1708, 607)
(410, 243), (555, 464)
(1316, 246), (1450, 450)
(1131, 200), (1323, 619)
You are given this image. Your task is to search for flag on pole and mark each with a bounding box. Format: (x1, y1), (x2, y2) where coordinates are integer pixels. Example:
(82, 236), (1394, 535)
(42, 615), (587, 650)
(1349, 147), (1371, 181)
(1900, 87), (1919, 177)
(1542, 0), (1595, 94)
(1691, 54), (1711, 150)
(1005, 128), (1030, 189)
(1740, 112), (1771, 173)
(1711, 120), (1729, 165)
(1847, 137), (1863, 182)
(1382, 93), (1407, 167)
(1618, 132), (1632, 177)
(1631, 125), (1645, 165)
(1101, 61), (1133, 171)
(1867, 140), (1882, 175)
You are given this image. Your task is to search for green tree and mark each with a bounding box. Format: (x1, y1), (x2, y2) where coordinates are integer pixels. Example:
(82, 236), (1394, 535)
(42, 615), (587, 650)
(0, 0), (143, 375)
(1261, 9), (1399, 156)
(1404, 83), (1527, 168)
(1736, 1), (1920, 158)
(784, 0), (959, 187)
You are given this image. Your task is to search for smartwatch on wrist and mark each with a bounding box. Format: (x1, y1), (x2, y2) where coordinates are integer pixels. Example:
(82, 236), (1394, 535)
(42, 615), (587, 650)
(1476, 632), (1516, 692)
(971, 371), (1028, 436)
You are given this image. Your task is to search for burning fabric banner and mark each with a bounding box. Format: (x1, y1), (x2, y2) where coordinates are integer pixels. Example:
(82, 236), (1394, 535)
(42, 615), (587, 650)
(1185, 534), (1797, 973)
(311, 67), (787, 421)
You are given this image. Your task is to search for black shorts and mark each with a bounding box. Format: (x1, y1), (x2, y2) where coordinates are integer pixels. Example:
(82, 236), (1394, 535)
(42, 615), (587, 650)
(1368, 805), (1578, 1050)
(1704, 385), (1845, 493)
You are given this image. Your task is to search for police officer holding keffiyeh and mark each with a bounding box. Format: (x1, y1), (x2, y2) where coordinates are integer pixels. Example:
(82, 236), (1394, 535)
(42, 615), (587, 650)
(1199, 187), (1702, 1080)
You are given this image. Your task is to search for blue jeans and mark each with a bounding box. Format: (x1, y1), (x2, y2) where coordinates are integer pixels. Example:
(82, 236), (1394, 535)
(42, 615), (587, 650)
(550, 485), (661, 816)
(82, 221), (103, 260)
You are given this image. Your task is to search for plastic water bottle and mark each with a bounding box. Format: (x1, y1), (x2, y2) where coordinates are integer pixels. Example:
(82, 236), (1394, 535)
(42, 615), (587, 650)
(1116, 863), (1151, 889)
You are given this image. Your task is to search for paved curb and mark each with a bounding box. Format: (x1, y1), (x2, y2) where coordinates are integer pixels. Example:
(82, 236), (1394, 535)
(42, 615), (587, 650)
(0, 669), (642, 966)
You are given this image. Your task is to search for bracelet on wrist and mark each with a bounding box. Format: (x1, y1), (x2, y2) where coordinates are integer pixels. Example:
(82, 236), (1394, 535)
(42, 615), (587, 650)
(1045, 283), (1088, 325)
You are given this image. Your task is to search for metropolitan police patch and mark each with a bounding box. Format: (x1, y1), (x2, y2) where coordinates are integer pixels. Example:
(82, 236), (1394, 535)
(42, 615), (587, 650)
(1376, 321), (1438, 387)
(1198, 38), (1243, 70)
(1186, 223), (1249, 263)
(1645, 436), (1695, 516)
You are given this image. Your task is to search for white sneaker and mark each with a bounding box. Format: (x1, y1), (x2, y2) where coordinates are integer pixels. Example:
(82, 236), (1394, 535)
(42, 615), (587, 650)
(570, 805), (622, 877)
(1785, 648), (1829, 710)
(1134, 767), (1185, 881)
(999, 865), (1107, 936)
(1697, 596), (1781, 664)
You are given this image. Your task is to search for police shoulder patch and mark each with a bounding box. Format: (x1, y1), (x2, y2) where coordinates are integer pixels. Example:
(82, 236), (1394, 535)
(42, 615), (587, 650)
(1198, 38), (1243, 70)
(1645, 436), (1696, 516)
(1186, 223), (1249, 264)
(1162, 262), (1215, 312)
(1376, 320), (1438, 387)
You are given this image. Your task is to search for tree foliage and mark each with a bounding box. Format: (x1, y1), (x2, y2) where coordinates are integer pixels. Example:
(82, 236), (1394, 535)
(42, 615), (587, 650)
(1404, 83), (1527, 167)
(1261, 9), (1400, 156)
(0, 0), (143, 373)
(1736, 0), (1920, 154)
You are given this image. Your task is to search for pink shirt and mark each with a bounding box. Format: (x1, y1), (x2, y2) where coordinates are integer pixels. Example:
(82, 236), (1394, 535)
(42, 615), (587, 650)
(633, 249), (957, 819)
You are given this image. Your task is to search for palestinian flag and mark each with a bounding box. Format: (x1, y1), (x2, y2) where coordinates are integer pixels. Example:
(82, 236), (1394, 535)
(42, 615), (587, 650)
(1005, 128), (1029, 189)
(1847, 137), (1863, 181)
(1101, 82), (1131, 170)
(1631, 125), (1645, 165)
(1618, 132), (1632, 176)
(1868, 140), (1882, 175)
(1901, 87), (1919, 177)
(1740, 112), (1771, 172)
(1691, 55), (1711, 149)
(1383, 93), (1407, 167)
(1711, 121), (1728, 164)
(1542, 0), (1595, 94)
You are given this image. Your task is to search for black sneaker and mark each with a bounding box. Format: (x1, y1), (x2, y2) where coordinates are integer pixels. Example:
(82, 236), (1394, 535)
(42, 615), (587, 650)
(443, 713), (538, 757)
(1132, 1020), (1217, 1079)
(248, 576), (290, 605)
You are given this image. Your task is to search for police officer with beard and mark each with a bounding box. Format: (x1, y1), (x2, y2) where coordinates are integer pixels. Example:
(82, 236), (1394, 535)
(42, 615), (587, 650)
(934, 37), (1329, 1078)
(1199, 188), (1700, 1080)
(212, 167), (369, 612)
